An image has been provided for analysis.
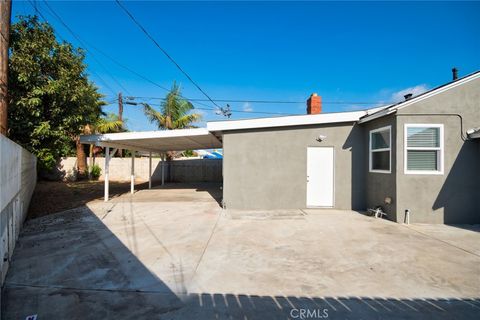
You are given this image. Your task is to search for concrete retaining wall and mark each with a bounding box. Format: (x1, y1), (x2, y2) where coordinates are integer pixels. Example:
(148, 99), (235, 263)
(52, 157), (222, 183)
(0, 134), (37, 284)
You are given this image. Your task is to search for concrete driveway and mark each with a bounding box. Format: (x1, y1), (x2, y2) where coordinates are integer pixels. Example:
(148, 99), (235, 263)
(3, 183), (480, 319)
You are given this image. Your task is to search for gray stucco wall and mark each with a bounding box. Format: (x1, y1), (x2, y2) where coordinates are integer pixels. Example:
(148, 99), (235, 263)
(394, 77), (480, 224)
(222, 76), (479, 223)
(222, 122), (366, 210)
(362, 115), (398, 220)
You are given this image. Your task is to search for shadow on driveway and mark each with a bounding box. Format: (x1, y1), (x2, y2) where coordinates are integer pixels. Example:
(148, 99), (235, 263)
(3, 195), (479, 319)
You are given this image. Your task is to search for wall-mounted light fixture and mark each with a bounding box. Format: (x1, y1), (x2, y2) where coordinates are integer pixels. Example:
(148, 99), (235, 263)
(384, 197), (392, 205)
(316, 135), (327, 142)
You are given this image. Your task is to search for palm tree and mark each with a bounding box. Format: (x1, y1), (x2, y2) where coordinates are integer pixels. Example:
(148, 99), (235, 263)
(142, 82), (202, 159)
(143, 82), (201, 130)
(94, 113), (124, 133)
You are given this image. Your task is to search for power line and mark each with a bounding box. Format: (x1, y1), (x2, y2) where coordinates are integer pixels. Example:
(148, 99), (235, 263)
(35, 1), (390, 117)
(26, 0), (117, 96)
(115, 0), (220, 109)
(30, 1), (394, 119)
(40, 0), (130, 95)
(131, 100), (301, 116)
(124, 95), (393, 105)
(39, 2), (368, 116)
(85, 43), (171, 93)
(80, 35), (230, 116)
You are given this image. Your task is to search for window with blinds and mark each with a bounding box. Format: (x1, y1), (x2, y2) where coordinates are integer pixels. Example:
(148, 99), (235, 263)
(405, 124), (443, 174)
(369, 126), (391, 173)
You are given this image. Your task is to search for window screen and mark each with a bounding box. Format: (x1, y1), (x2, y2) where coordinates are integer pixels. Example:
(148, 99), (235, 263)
(405, 125), (442, 173)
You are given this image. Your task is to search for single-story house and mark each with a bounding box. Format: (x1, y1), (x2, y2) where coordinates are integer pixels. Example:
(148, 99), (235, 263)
(81, 70), (480, 224)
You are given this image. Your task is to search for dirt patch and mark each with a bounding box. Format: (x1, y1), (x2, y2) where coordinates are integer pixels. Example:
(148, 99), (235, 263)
(27, 180), (148, 219)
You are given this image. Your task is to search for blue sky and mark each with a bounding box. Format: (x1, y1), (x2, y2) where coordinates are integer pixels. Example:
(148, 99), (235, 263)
(12, 1), (480, 131)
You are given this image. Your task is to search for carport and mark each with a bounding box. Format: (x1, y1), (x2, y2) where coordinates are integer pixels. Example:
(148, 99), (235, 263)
(80, 128), (222, 201)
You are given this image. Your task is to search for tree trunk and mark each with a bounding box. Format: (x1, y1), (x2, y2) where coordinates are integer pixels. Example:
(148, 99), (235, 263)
(166, 151), (175, 161)
(0, 0), (12, 135)
(76, 136), (87, 178)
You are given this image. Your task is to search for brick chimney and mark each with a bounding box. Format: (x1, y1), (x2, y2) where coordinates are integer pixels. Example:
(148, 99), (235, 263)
(307, 93), (322, 114)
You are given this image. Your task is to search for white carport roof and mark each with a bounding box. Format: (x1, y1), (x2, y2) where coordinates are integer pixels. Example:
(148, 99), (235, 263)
(80, 128), (222, 153)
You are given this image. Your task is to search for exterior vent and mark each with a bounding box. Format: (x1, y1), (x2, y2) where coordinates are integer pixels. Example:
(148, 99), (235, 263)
(452, 67), (458, 80)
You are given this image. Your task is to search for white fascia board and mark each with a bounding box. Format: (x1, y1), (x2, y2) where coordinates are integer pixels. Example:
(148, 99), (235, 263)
(365, 105), (391, 115)
(357, 107), (396, 124)
(95, 141), (161, 153)
(207, 110), (366, 132)
(359, 71), (480, 124)
(80, 128), (211, 144)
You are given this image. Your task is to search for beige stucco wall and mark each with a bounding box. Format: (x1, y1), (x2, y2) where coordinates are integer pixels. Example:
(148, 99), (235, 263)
(50, 157), (222, 183)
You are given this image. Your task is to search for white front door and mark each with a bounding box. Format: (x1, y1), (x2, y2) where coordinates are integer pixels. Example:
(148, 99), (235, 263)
(306, 147), (334, 207)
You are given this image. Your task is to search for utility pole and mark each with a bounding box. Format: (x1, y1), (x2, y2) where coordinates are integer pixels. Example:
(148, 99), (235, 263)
(0, 0), (12, 136)
(216, 104), (232, 118)
(118, 92), (123, 122)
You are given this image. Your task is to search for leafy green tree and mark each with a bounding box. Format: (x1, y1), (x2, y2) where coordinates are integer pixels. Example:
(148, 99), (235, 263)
(8, 16), (104, 171)
(143, 82), (201, 159)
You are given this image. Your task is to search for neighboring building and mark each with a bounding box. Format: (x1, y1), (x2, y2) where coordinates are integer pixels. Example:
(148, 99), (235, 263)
(82, 70), (480, 224)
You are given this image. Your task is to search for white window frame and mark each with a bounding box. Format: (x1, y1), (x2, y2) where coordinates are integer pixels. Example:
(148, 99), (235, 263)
(404, 123), (444, 175)
(369, 125), (391, 174)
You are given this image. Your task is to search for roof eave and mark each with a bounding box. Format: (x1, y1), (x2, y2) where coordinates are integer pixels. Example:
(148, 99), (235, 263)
(207, 110), (367, 132)
(468, 130), (480, 139)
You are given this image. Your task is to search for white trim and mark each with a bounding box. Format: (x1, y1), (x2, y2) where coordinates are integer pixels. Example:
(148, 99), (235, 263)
(359, 71), (480, 124)
(207, 110), (367, 132)
(404, 123), (444, 175)
(369, 125), (392, 174)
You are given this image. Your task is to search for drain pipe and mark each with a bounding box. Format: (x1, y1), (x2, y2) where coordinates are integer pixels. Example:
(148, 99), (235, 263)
(404, 209), (410, 224)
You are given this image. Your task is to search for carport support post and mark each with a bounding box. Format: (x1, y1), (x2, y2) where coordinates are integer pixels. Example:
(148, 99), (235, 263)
(161, 153), (165, 186)
(148, 152), (152, 189)
(104, 147), (110, 202)
(131, 151), (135, 194)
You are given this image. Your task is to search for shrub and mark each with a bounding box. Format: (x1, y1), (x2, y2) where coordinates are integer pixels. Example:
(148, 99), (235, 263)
(89, 164), (102, 180)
